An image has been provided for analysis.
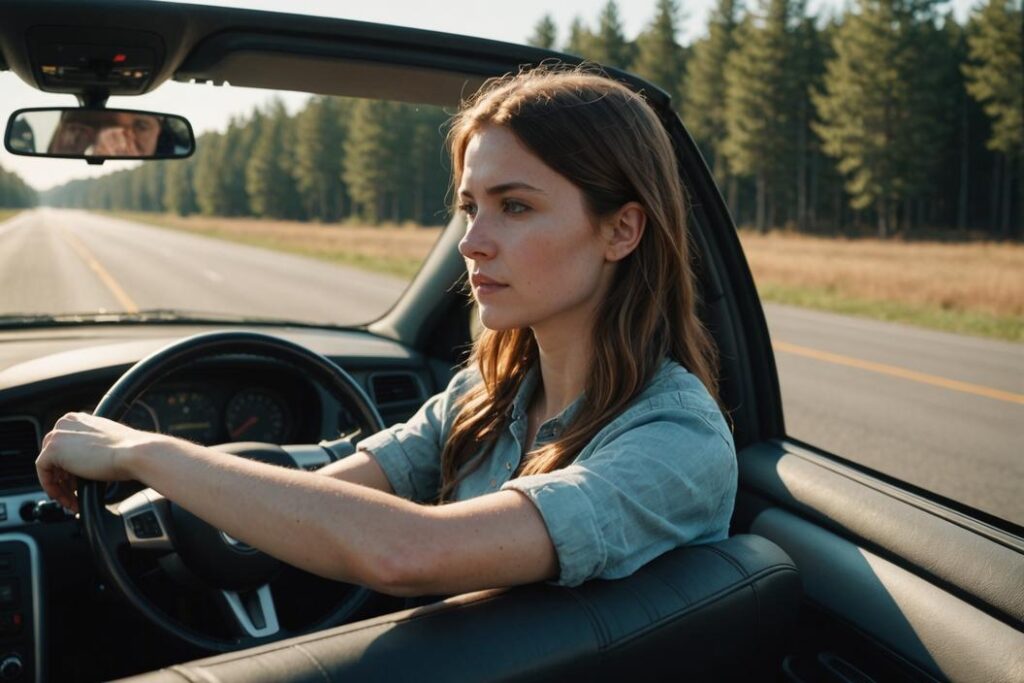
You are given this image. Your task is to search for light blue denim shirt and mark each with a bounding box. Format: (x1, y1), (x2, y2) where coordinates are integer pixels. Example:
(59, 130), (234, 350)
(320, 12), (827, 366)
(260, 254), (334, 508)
(357, 358), (738, 588)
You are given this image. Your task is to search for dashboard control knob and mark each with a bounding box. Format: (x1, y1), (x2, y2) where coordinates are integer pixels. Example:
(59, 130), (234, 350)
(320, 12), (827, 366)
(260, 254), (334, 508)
(0, 654), (23, 680)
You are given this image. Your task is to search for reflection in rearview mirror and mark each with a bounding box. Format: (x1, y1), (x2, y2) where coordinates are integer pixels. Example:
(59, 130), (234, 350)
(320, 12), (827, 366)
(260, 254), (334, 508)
(4, 107), (195, 162)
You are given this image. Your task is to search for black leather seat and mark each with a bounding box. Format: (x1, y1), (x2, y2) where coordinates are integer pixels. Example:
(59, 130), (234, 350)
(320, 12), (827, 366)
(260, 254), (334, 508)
(118, 534), (800, 682)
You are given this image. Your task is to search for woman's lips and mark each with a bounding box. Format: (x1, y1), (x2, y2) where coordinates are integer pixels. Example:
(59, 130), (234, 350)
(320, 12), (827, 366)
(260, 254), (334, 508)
(475, 283), (508, 297)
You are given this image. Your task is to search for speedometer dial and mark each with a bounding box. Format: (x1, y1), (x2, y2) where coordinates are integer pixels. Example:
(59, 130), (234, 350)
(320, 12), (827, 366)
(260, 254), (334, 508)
(225, 390), (288, 443)
(160, 391), (219, 444)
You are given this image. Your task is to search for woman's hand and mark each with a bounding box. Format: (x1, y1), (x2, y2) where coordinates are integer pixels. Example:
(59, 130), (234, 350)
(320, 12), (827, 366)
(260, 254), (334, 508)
(92, 126), (143, 156)
(36, 412), (167, 513)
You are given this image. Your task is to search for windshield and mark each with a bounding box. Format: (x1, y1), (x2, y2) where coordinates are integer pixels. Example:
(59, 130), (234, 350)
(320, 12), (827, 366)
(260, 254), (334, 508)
(0, 76), (451, 327)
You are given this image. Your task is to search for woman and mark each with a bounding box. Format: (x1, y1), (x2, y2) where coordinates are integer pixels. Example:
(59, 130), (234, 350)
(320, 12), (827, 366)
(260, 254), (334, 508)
(35, 64), (737, 597)
(47, 110), (162, 156)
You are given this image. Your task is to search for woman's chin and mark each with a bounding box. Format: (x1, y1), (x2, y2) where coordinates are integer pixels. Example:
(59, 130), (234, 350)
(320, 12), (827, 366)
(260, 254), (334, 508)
(477, 309), (524, 332)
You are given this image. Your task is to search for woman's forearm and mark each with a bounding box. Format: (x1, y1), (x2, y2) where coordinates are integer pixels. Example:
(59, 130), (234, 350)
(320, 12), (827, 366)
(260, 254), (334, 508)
(126, 436), (432, 593)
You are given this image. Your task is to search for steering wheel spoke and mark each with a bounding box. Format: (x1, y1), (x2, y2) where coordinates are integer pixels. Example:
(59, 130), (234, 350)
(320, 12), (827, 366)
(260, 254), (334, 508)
(220, 584), (281, 639)
(283, 440), (348, 471)
(115, 487), (175, 552)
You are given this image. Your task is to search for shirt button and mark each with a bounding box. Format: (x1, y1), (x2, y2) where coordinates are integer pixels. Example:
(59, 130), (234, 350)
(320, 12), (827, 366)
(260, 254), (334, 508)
(505, 462), (511, 471)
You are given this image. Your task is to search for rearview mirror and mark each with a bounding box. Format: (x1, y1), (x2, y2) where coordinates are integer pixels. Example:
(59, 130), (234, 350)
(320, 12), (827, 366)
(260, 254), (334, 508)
(4, 107), (195, 163)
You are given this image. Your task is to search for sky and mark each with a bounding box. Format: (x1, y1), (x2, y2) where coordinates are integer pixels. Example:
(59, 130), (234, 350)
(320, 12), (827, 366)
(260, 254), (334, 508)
(0, 0), (977, 192)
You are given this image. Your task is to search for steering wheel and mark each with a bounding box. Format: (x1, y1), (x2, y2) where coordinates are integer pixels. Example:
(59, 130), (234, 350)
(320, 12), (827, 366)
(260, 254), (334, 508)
(78, 330), (388, 652)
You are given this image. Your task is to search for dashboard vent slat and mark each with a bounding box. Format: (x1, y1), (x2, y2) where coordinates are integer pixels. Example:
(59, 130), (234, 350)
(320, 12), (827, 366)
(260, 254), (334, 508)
(0, 418), (42, 490)
(370, 373), (423, 406)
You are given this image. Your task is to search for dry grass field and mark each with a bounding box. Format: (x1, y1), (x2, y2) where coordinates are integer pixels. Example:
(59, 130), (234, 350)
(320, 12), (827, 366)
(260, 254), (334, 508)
(0, 209), (21, 224)
(109, 211), (1023, 342)
(737, 230), (1024, 341)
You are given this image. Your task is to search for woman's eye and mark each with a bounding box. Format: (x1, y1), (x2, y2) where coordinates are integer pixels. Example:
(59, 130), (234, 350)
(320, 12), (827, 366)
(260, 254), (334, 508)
(458, 203), (476, 218)
(503, 199), (529, 214)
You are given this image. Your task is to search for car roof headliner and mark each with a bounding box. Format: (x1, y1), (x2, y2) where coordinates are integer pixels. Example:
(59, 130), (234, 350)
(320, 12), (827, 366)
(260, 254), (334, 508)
(0, 0), (669, 109)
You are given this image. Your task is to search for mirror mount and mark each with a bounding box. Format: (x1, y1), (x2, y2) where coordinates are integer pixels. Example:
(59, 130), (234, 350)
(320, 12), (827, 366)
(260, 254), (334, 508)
(76, 92), (110, 109)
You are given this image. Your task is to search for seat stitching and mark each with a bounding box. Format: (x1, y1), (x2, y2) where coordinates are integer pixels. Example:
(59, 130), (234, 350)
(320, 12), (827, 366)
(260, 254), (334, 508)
(292, 642), (332, 683)
(184, 592), (514, 664)
(703, 544), (749, 578)
(645, 563), (692, 606)
(167, 664), (219, 683)
(564, 588), (612, 649)
(608, 565), (798, 649)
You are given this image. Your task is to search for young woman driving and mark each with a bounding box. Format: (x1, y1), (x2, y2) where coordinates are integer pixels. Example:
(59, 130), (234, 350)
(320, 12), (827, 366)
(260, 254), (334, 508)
(35, 64), (738, 597)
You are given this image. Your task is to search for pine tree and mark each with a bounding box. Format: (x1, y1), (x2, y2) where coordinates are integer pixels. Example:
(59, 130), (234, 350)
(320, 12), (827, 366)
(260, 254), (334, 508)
(529, 14), (558, 49)
(343, 99), (398, 224)
(589, 1), (634, 69)
(722, 0), (803, 232)
(194, 131), (231, 216)
(632, 0), (687, 106)
(164, 158), (198, 216)
(246, 99), (302, 219)
(683, 0), (741, 193)
(565, 16), (596, 59)
(962, 0), (1023, 236)
(294, 96), (346, 221)
(813, 0), (951, 236)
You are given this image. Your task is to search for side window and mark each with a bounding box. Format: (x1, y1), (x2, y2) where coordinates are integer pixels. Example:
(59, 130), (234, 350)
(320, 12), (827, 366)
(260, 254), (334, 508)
(685, 3), (1023, 530)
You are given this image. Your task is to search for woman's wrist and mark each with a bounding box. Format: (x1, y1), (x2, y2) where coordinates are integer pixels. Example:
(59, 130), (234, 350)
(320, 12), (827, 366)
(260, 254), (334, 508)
(121, 432), (181, 483)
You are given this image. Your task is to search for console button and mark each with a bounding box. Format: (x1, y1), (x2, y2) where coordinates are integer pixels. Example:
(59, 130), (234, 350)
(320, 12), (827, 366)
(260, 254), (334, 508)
(0, 612), (22, 636)
(129, 511), (162, 539)
(0, 581), (16, 607)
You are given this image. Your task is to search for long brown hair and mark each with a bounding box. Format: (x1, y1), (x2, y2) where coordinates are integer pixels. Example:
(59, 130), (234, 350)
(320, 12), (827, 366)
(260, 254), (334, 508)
(436, 62), (722, 503)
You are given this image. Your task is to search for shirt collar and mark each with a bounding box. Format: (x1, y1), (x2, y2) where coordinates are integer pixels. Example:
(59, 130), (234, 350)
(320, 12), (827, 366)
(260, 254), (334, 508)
(508, 361), (586, 434)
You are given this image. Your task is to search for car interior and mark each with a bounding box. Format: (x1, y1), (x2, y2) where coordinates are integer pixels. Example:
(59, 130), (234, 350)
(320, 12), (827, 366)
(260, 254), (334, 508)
(0, 1), (1021, 682)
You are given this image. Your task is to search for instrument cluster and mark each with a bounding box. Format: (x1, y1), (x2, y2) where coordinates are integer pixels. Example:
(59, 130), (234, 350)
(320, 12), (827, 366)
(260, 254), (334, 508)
(121, 387), (292, 445)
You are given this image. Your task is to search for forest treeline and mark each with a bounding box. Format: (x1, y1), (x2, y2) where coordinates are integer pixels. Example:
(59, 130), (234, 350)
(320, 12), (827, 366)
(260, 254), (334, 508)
(31, 0), (1024, 238)
(0, 164), (37, 209)
(41, 99), (453, 226)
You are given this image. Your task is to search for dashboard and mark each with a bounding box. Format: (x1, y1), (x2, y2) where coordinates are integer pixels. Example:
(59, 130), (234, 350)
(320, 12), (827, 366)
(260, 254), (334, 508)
(0, 322), (446, 682)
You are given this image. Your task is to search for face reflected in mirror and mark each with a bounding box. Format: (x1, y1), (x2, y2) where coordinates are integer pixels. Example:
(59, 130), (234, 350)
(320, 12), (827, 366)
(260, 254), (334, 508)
(48, 110), (162, 156)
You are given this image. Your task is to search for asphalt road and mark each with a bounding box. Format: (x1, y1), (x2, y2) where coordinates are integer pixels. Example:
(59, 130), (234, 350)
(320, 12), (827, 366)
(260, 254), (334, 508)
(2, 209), (1022, 525)
(0, 208), (406, 324)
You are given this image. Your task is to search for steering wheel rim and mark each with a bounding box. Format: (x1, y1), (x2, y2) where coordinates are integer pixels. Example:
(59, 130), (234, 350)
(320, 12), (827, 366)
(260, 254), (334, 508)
(80, 330), (388, 652)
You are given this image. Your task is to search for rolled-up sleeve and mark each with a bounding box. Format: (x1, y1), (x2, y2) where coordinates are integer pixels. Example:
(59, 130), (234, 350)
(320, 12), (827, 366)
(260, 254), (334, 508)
(357, 368), (475, 503)
(500, 402), (738, 587)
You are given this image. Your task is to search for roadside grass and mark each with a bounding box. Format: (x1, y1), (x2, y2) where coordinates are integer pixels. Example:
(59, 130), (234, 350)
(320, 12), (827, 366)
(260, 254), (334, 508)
(99, 211), (1023, 342)
(0, 209), (22, 224)
(737, 230), (1024, 342)
(104, 211), (442, 280)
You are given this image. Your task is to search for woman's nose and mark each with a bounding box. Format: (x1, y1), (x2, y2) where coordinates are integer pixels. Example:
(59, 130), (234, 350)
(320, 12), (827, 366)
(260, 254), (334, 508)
(458, 217), (496, 261)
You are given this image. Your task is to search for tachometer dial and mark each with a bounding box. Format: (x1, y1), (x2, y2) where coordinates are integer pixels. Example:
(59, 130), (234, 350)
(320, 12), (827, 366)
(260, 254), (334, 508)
(225, 390), (288, 443)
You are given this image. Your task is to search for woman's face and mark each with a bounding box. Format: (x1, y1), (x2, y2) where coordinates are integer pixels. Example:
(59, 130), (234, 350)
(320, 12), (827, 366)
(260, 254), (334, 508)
(457, 124), (614, 335)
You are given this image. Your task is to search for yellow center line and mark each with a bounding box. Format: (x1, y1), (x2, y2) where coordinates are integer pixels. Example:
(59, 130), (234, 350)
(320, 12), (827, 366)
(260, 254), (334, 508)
(59, 226), (139, 313)
(773, 340), (1024, 406)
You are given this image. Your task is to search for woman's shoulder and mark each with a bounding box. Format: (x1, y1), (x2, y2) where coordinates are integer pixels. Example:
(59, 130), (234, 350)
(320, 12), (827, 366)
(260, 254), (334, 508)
(639, 358), (717, 408)
(618, 358), (732, 445)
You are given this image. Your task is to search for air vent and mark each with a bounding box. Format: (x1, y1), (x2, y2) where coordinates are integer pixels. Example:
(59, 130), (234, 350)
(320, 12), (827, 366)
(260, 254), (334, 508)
(0, 417), (42, 490)
(370, 373), (423, 406)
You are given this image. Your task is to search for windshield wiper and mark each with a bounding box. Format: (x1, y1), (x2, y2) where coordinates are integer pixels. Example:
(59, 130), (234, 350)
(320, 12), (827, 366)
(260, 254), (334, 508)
(0, 309), (356, 331)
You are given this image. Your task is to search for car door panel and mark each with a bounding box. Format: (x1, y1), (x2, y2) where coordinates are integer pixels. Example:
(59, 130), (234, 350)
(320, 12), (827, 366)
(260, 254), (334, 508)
(734, 441), (1024, 683)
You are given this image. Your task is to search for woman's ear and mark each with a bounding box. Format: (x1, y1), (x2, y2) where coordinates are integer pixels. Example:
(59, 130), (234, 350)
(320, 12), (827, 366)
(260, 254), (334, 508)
(602, 202), (646, 262)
